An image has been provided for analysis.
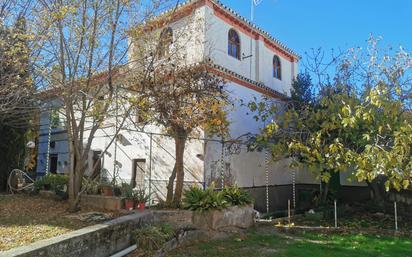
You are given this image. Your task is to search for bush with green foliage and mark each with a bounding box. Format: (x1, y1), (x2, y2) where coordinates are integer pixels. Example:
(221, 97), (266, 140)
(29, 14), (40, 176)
(134, 224), (175, 251)
(221, 185), (253, 206)
(183, 184), (253, 211)
(82, 177), (100, 195)
(34, 174), (69, 198)
(134, 187), (151, 203)
(120, 183), (134, 199)
(182, 184), (228, 211)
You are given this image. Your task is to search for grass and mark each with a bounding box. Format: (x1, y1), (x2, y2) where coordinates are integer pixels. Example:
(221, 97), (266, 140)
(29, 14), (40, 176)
(271, 209), (412, 232)
(0, 194), (108, 251)
(169, 228), (412, 257)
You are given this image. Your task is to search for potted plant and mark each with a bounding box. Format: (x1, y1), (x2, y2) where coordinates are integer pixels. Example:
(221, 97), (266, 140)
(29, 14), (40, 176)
(121, 183), (135, 210)
(99, 182), (114, 196)
(134, 188), (150, 210)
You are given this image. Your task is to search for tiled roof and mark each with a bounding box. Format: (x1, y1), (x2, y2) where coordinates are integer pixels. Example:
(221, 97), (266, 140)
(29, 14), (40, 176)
(209, 62), (289, 99)
(157, 0), (300, 59)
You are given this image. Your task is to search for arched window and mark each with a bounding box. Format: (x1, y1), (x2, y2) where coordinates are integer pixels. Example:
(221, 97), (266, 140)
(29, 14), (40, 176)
(158, 27), (173, 58)
(273, 55), (281, 80)
(228, 29), (240, 59)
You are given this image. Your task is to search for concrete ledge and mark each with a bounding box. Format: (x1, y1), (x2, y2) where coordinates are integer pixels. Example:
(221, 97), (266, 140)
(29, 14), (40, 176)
(80, 194), (124, 211)
(153, 205), (255, 232)
(192, 205), (255, 232)
(152, 209), (194, 229)
(0, 212), (153, 257)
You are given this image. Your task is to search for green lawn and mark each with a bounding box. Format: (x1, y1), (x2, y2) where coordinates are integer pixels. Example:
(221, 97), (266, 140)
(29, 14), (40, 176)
(169, 230), (412, 257)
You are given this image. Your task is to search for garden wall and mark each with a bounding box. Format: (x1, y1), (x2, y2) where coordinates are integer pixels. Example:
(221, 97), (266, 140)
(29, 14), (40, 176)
(0, 212), (153, 257)
(1, 206), (255, 257)
(154, 205), (255, 232)
(80, 194), (124, 211)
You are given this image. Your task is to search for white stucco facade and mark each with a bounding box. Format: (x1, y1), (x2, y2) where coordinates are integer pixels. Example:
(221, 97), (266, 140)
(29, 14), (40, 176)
(39, 0), (363, 208)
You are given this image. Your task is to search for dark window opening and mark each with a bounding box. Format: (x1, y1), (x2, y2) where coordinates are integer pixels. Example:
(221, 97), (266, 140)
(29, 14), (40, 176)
(273, 55), (282, 80)
(131, 159), (146, 188)
(228, 29), (241, 60)
(91, 151), (102, 179)
(158, 27), (173, 58)
(49, 154), (58, 174)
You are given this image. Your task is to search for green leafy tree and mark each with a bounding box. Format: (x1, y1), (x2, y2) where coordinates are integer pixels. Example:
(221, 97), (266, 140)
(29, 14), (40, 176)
(0, 11), (34, 191)
(250, 38), (412, 204)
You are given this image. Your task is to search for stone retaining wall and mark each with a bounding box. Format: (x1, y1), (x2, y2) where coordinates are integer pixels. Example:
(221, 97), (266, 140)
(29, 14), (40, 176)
(1, 206), (255, 257)
(0, 212), (152, 257)
(80, 195), (124, 211)
(154, 205), (255, 232)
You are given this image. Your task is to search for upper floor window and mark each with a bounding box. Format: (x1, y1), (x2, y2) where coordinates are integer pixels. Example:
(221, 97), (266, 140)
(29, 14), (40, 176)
(158, 27), (173, 58)
(228, 29), (240, 60)
(273, 55), (281, 80)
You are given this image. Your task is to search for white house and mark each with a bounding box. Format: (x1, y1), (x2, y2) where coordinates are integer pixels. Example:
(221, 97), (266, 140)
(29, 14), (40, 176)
(36, 0), (368, 212)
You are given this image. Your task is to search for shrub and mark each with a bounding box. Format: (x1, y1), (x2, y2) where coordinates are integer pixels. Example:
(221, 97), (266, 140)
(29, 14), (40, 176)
(82, 177), (100, 195)
(134, 224), (175, 251)
(120, 183), (134, 199)
(34, 173), (69, 199)
(182, 184), (228, 211)
(134, 187), (151, 203)
(221, 185), (253, 206)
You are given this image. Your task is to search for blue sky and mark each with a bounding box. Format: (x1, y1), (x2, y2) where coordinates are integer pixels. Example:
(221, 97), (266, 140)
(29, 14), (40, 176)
(219, 0), (412, 56)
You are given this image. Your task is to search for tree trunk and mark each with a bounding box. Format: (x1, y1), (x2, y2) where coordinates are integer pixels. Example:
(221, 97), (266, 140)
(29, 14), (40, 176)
(321, 182), (329, 204)
(68, 150), (84, 212)
(166, 164), (176, 204)
(172, 134), (187, 206)
(68, 162), (82, 212)
(68, 143), (76, 204)
(367, 176), (387, 205)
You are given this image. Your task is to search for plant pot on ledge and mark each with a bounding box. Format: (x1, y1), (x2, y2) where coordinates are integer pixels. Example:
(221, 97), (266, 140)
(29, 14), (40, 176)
(100, 184), (114, 197)
(124, 198), (134, 210)
(134, 187), (150, 211)
(136, 202), (145, 211)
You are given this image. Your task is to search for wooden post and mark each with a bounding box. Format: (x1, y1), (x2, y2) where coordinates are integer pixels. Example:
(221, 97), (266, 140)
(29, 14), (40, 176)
(394, 202), (398, 231)
(334, 200), (337, 228)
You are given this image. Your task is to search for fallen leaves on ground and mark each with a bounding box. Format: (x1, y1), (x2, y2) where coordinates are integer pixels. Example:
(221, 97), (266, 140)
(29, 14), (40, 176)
(0, 194), (111, 251)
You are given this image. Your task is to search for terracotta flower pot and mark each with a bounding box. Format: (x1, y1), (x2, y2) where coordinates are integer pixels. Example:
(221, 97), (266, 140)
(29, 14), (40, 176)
(136, 202), (145, 211)
(100, 185), (114, 196)
(124, 199), (134, 210)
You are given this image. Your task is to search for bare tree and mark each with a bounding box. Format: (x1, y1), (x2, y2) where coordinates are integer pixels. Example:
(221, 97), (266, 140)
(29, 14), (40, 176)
(127, 10), (230, 205)
(32, 0), (175, 210)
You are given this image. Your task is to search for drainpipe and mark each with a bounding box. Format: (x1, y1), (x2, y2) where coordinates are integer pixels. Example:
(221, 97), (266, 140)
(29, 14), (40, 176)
(109, 245), (137, 257)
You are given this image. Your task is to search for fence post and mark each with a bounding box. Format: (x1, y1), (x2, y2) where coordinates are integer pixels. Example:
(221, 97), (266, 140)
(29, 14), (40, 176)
(288, 199), (291, 226)
(45, 112), (53, 174)
(334, 200), (337, 228)
(148, 133), (152, 207)
(203, 138), (206, 190)
(292, 170), (296, 209)
(394, 201), (398, 232)
(220, 138), (224, 190)
(265, 150), (269, 214)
